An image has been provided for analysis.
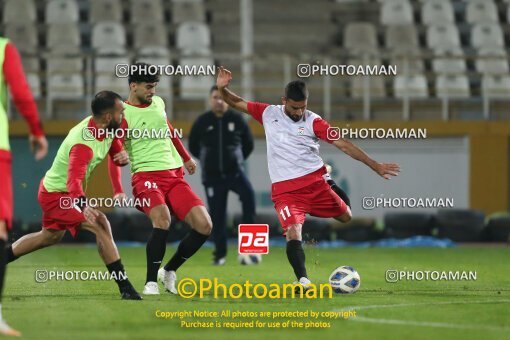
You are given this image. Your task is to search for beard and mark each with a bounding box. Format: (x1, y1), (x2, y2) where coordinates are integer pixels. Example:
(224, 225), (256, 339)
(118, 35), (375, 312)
(107, 119), (120, 131)
(285, 109), (303, 122)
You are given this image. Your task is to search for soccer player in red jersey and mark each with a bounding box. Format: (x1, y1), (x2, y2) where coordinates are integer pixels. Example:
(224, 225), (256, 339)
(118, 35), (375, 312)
(121, 64), (212, 295)
(0, 37), (48, 336)
(5, 91), (142, 301)
(216, 66), (400, 290)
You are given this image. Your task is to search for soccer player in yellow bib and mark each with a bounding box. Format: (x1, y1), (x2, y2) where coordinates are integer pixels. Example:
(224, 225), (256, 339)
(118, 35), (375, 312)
(121, 63), (212, 295)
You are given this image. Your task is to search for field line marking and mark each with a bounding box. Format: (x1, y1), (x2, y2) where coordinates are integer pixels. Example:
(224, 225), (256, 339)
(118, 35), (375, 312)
(351, 316), (510, 332)
(334, 299), (510, 311)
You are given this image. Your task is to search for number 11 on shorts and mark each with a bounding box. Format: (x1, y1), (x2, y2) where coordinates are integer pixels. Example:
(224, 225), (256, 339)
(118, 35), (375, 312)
(279, 206), (291, 221)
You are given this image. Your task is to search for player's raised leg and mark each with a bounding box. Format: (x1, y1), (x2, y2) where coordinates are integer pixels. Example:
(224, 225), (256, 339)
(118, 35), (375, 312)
(333, 209), (352, 223)
(80, 210), (141, 300)
(143, 204), (171, 295)
(160, 205), (212, 294)
(6, 229), (65, 262)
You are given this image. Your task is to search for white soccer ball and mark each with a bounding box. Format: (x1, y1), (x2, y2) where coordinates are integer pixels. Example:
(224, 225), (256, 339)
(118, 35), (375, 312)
(329, 266), (361, 294)
(238, 253), (262, 265)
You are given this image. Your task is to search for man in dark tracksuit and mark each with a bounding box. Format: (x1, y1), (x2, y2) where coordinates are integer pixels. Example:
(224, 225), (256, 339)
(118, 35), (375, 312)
(189, 85), (256, 265)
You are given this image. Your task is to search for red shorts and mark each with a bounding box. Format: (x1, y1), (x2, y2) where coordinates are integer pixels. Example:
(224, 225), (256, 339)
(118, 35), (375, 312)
(272, 179), (348, 231)
(132, 169), (204, 221)
(38, 180), (86, 238)
(0, 155), (13, 230)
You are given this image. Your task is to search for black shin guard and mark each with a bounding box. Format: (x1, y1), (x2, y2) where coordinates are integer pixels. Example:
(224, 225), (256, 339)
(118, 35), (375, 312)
(164, 229), (208, 272)
(327, 180), (351, 208)
(286, 240), (307, 280)
(145, 228), (169, 283)
(106, 259), (130, 290)
(5, 245), (17, 264)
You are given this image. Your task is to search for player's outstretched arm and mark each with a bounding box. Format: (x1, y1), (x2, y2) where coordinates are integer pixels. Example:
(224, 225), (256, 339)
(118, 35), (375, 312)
(332, 138), (400, 180)
(216, 66), (249, 114)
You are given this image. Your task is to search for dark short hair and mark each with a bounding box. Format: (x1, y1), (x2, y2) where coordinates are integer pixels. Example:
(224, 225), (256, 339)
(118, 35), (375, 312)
(127, 62), (160, 84)
(91, 90), (122, 117)
(285, 80), (308, 101)
(210, 85), (219, 94)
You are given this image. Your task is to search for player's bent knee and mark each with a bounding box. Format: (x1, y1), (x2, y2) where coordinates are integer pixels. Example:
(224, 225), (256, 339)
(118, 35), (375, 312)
(151, 212), (171, 230)
(193, 214), (212, 236)
(149, 205), (172, 230)
(200, 218), (213, 236)
(42, 230), (65, 246)
(186, 206), (212, 235)
(335, 210), (352, 223)
(285, 224), (302, 241)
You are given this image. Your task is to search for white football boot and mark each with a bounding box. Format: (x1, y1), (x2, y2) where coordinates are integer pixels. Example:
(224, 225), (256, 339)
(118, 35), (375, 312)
(142, 281), (160, 295)
(0, 319), (21, 337)
(158, 268), (178, 294)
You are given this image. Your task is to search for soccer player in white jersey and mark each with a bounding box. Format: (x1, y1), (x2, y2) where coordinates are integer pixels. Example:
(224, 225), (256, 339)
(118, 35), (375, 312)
(216, 66), (400, 290)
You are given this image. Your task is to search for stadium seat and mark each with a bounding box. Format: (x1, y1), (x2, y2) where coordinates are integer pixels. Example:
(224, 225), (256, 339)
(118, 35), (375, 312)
(385, 25), (418, 52)
(4, 23), (38, 54)
(176, 22), (211, 55)
(471, 23), (504, 49)
(394, 74), (428, 99)
(172, 0), (206, 24)
(46, 23), (81, 53)
(130, 0), (164, 23)
(390, 48), (425, 74)
(89, 0), (122, 23)
(432, 47), (467, 74)
(21, 57), (39, 73)
(427, 23), (460, 48)
(92, 23), (127, 54)
(3, 0), (36, 23)
(344, 22), (378, 53)
(466, 0), (498, 24)
(133, 23), (168, 50)
(381, 0), (413, 25)
(25, 73), (41, 99)
(347, 55), (388, 96)
(94, 56), (130, 75)
(138, 46), (171, 57)
(350, 76), (387, 99)
(482, 74), (510, 98)
(134, 56), (170, 68)
(45, 0), (79, 23)
(48, 74), (84, 99)
(179, 57), (215, 99)
(95, 74), (128, 95)
(421, 0), (454, 25)
(435, 74), (471, 99)
(47, 56), (83, 74)
(476, 47), (509, 75)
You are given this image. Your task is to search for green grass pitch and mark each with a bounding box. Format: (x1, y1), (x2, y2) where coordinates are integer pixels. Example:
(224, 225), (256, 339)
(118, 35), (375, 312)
(3, 245), (510, 339)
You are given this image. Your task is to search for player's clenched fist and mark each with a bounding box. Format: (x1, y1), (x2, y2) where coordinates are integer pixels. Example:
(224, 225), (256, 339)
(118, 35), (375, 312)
(113, 150), (130, 166)
(216, 66), (232, 89)
(83, 206), (100, 225)
(184, 158), (197, 175)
